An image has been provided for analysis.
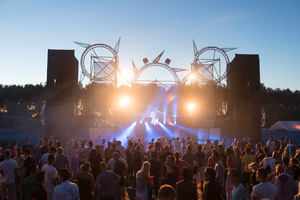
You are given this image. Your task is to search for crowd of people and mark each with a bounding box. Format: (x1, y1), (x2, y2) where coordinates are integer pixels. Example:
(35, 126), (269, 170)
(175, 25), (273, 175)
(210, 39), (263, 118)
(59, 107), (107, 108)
(1, 135), (300, 200)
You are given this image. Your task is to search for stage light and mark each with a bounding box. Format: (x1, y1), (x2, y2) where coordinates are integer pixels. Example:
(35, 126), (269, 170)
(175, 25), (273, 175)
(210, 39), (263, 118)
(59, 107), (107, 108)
(187, 102), (195, 111)
(119, 97), (129, 107)
(189, 73), (195, 81)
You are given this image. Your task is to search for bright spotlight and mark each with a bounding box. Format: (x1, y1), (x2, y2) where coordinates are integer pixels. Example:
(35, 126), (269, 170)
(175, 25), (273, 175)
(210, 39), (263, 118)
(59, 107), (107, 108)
(189, 73), (195, 80)
(119, 97), (129, 107)
(187, 102), (195, 111)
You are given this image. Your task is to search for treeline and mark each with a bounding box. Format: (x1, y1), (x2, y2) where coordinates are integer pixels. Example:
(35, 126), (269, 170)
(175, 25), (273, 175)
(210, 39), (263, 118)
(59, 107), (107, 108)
(0, 83), (299, 128)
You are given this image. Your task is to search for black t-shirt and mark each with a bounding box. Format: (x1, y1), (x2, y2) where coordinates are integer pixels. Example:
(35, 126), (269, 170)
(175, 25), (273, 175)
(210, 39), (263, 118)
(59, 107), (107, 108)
(149, 159), (162, 181)
(40, 145), (49, 156)
(114, 160), (125, 184)
(23, 156), (36, 178)
(195, 151), (205, 167)
(165, 164), (179, 188)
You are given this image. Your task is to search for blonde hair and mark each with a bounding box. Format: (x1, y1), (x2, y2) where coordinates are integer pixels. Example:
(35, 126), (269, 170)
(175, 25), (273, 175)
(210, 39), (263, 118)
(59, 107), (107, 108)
(80, 161), (91, 173)
(136, 161), (151, 180)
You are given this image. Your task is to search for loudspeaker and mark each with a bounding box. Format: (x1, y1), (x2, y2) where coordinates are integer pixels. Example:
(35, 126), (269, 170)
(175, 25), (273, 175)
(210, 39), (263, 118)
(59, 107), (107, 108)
(47, 50), (78, 103)
(228, 54), (261, 140)
(45, 50), (78, 141)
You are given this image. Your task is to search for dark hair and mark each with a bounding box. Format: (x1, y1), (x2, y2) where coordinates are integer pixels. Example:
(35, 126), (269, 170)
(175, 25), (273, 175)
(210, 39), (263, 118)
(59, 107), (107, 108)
(36, 171), (46, 183)
(257, 168), (268, 180)
(48, 155), (55, 163)
(50, 147), (57, 153)
(4, 149), (11, 158)
(205, 167), (216, 179)
(167, 155), (175, 162)
(283, 156), (290, 165)
(197, 145), (202, 152)
(158, 184), (177, 199)
(181, 168), (190, 180)
(24, 148), (31, 155)
(228, 169), (239, 179)
(29, 164), (38, 173)
(88, 141), (93, 147)
(58, 168), (71, 181)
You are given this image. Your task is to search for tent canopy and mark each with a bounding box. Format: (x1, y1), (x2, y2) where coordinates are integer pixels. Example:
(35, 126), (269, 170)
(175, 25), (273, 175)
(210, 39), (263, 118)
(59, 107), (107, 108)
(269, 121), (300, 132)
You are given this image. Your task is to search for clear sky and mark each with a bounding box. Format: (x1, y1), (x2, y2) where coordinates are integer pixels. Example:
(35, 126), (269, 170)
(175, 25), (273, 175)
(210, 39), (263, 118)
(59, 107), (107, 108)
(0, 0), (299, 91)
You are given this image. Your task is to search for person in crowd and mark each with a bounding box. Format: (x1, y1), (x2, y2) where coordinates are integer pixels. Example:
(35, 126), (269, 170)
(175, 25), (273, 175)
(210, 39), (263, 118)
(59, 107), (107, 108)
(78, 140), (87, 167)
(22, 148), (36, 180)
(157, 184), (177, 200)
(88, 149), (102, 180)
(195, 144), (205, 191)
(0, 149), (18, 200)
(251, 168), (277, 200)
(248, 162), (260, 189)
(255, 142), (264, 162)
(13, 147), (25, 200)
(116, 141), (126, 159)
(212, 152), (225, 193)
(53, 168), (80, 200)
(227, 169), (247, 200)
(80, 141), (94, 166)
(203, 167), (221, 200)
(41, 147), (57, 168)
(133, 145), (143, 177)
(160, 145), (174, 164)
(275, 164), (295, 200)
(42, 154), (58, 200)
(107, 142), (118, 162)
(31, 171), (48, 200)
(95, 161), (120, 200)
(148, 151), (162, 199)
(290, 158), (300, 194)
(182, 145), (196, 170)
(165, 155), (179, 189)
(20, 164), (38, 200)
(11, 140), (18, 157)
(41, 138), (50, 156)
(172, 137), (183, 153)
(70, 161), (94, 200)
(70, 141), (79, 173)
(22, 138), (34, 152)
(267, 136), (275, 154)
(32, 139), (44, 165)
(55, 147), (71, 171)
(107, 151), (128, 173)
(125, 140), (134, 181)
(136, 161), (153, 200)
(176, 167), (197, 200)
(242, 147), (256, 195)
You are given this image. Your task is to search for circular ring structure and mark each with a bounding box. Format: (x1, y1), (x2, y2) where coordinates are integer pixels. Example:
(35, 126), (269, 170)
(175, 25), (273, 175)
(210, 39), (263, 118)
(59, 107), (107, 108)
(194, 46), (230, 83)
(133, 62), (180, 85)
(80, 43), (119, 81)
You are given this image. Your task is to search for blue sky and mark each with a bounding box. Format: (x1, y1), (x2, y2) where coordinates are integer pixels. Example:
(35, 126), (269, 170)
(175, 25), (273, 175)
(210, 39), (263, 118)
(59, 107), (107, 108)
(0, 0), (299, 91)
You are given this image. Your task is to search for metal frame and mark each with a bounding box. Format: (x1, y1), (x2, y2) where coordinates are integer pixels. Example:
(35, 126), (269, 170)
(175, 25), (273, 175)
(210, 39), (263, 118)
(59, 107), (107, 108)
(132, 62), (180, 86)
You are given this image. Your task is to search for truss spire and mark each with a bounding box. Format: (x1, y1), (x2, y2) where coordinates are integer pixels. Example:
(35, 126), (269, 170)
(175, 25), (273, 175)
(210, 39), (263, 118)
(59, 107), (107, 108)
(74, 41), (90, 48)
(153, 51), (165, 63)
(193, 40), (198, 56)
(114, 37), (121, 53)
(132, 60), (138, 75)
(221, 47), (237, 52)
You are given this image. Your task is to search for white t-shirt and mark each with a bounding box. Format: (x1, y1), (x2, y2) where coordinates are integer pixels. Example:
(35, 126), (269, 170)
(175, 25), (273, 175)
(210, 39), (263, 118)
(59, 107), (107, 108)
(0, 159), (17, 184)
(267, 140), (275, 153)
(262, 157), (277, 173)
(116, 145), (126, 159)
(173, 140), (181, 152)
(107, 158), (128, 172)
(251, 182), (277, 200)
(42, 164), (58, 192)
(41, 152), (50, 167)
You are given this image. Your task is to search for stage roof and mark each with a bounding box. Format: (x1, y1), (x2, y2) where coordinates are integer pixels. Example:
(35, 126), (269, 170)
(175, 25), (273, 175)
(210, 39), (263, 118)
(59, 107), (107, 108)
(269, 121), (300, 132)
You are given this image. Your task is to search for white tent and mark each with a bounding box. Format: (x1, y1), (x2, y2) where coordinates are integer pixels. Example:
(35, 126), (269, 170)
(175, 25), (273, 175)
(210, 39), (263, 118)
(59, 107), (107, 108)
(269, 121), (300, 132)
